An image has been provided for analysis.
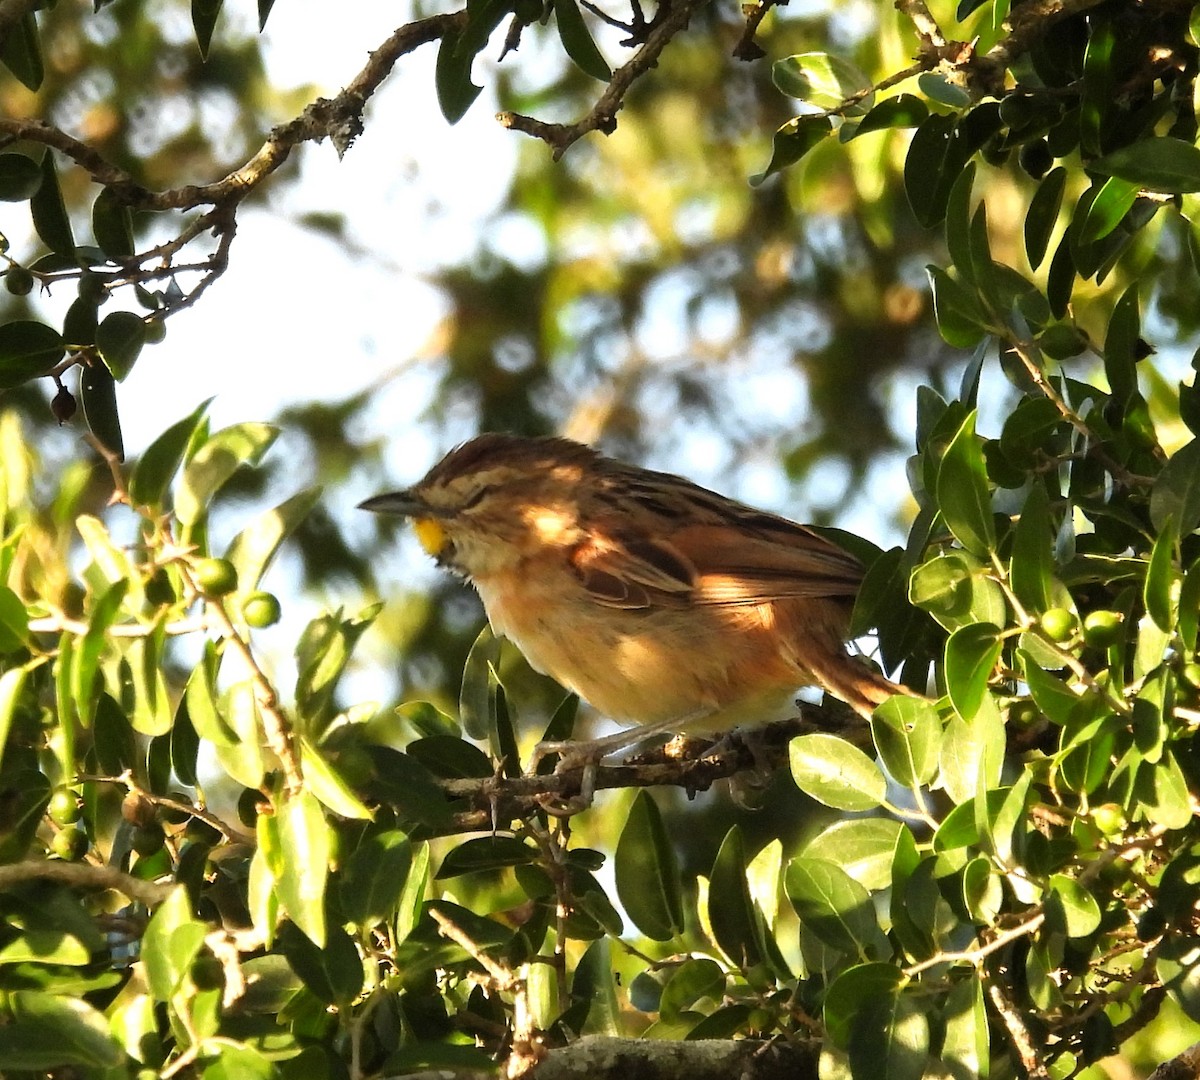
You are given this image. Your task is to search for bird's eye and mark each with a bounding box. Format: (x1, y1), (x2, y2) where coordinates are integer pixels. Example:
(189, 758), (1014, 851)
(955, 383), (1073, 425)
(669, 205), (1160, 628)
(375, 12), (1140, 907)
(460, 486), (489, 511)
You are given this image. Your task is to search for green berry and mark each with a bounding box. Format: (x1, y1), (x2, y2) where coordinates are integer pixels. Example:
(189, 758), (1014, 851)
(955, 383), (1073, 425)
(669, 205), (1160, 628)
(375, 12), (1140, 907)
(47, 788), (82, 826)
(241, 591), (281, 628)
(1083, 610), (1124, 648)
(132, 823), (165, 856)
(4, 266), (34, 295)
(50, 828), (88, 861)
(194, 558), (238, 597)
(1039, 608), (1076, 643)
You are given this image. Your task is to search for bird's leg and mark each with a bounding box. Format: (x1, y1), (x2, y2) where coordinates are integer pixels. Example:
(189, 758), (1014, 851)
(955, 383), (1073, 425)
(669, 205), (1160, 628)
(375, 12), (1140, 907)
(530, 709), (713, 813)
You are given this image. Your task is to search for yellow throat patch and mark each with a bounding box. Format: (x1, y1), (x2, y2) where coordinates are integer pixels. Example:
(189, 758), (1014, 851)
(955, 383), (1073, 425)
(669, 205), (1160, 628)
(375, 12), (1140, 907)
(413, 517), (448, 558)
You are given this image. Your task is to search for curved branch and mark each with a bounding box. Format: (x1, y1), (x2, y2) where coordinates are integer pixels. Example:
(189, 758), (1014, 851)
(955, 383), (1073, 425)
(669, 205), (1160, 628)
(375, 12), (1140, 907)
(497, 0), (710, 159)
(0, 859), (173, 906)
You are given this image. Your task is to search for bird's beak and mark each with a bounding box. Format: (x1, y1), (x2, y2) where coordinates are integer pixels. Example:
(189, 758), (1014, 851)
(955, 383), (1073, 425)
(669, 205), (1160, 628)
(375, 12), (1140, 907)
(357, 490), (426, 517)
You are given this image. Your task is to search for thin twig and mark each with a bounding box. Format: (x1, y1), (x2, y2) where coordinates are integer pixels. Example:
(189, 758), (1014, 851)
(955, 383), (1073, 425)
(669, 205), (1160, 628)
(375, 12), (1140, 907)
(904, 911), (1046, 978)
(986, 978), (1052, 1080)
(497, 0), (708, 160)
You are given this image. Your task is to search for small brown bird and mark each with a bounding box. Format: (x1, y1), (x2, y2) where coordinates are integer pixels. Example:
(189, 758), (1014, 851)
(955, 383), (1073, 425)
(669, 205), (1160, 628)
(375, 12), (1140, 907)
(360, 433), (909, 756)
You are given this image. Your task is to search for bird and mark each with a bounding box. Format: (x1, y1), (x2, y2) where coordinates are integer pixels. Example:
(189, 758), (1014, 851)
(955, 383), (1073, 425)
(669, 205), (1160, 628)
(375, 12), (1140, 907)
(359, 433), (911, 781)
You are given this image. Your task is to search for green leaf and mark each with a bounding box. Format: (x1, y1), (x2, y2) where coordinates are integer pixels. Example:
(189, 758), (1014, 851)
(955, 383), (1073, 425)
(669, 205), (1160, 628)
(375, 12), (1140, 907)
(554, 0), (610, 80)
(850, 94), (927, 138)
(459, 623), (501, 740)
(1049, 873), (1102, 937)
(904, 113), (958, 228)
(918, 72), (971, 106)
(822, 963), (906, 1049)
(226, 487), (320, 595)
(870, 695), (941, 788)
(176, 421), (278, 526)
(0, 991), (122, 1068)
(1134, 752), (1192, 830)
(435, 30), (482, 124)
(257, 0), (276, 30)
(1011, 483), (1054, 614)
(436, 835), (535, 877)
(95, 310), (146, 381)
(750, 115), (832, 185)
(804, 819), (908, 892)
(939, 697), (1004, 805)
(1079, 176), (1139, 244)
(1025, 166), (1067, 270)
(937, 411), (995, 556)
(573, 938), (621, 1035)
(784, 857), (884, 957)
(338, 830), (412, 921)
(944, 162), (977, 284)
(0, 12), (44, 91)
(1144, 518), (1179, 633)
(275, 919), (361, 1006)
(909, 550), (1007, 631)
(80, 361), (124, 461)
(926, 265), (987, 349)
(299, 737), (373, 819)
(707, 826), (767, 968)
(30, 151), (74, 255)
(790, 733), (886, 811)
(143, 886), (207, 1001)
(129, 397), (214, 507)
(658, 958), (725, 1022)
(772, 52), (873, 114)
(91, 188), (134, 258)
(615, 791), (684, 941)
(944, 622), (1003, 720)
(271, 790), (330, 947)
(192, 0), (224, 59)
(1150, 439), (1200, 536)
(1102, 282), (1139, 408)
(1091, 137), (1200, 194)
(0, 321), (65, 388)
(0, 153), (42, 201)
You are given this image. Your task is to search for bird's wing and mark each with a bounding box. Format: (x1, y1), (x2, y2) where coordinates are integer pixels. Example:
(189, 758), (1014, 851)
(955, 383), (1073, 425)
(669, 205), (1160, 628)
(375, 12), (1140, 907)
(571, 520), (863, 610)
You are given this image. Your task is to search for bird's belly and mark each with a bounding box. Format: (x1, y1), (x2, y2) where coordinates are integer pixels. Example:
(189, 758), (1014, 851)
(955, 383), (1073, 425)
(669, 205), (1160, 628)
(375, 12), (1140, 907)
(473, 572), (802, 732)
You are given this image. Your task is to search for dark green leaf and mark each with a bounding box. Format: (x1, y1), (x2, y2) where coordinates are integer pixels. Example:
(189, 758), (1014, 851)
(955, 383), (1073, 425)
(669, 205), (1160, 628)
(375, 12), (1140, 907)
(554, 0), (610, 80)
(0, 12), (43, 91)
(435, 30), (482, 124)
(460, 623), (500, 741)
(91, 188), (134, 258)
(63, 297), (98, 346)
(707, 826), (766, 968)
(406, 734), (492, 778)
(0, 153), (41, 201)
(615, 791), (684, 941)
(926, 265), (987, 348)
(30, 151), (74, 255)
(192, 0), (224, 59)
(340, 830), (415, 921)
(80, 362), (124, 461)
(1011, 483), (1054, 613)
(790, 733), (886, 810)
(95, 310), (146, 381)
(1091, 137), (1200, 194)
(822, 962), (905, 1049)
(1151, 439), (1200, 536)
(1079, 18), (1114, 157)
(170, 693), (199, 787)
(659, 958), (725, 1022)
(0, 586), (29, 652)
(276, 920), (362, 1006)
(1079, 177), (1139, 244)
(572, 938), (621, 1035)
(904, 114), (955, 228)
(945, 162), (977, 284)
(850, 94), (927, 138)
(750, 115), (832, 185)
(129, 397), (214, 507)
(436, 835), (535, 878)
(936, 410), (995, 556)
(257, 0), (276, 30)
(0, 321), (64, 388)
(1025, 166), (1067, 270)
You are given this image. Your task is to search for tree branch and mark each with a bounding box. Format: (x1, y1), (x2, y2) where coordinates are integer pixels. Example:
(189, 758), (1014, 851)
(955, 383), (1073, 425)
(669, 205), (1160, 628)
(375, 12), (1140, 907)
(497, 0), (709, 160)
(0, 859), (173, 906)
